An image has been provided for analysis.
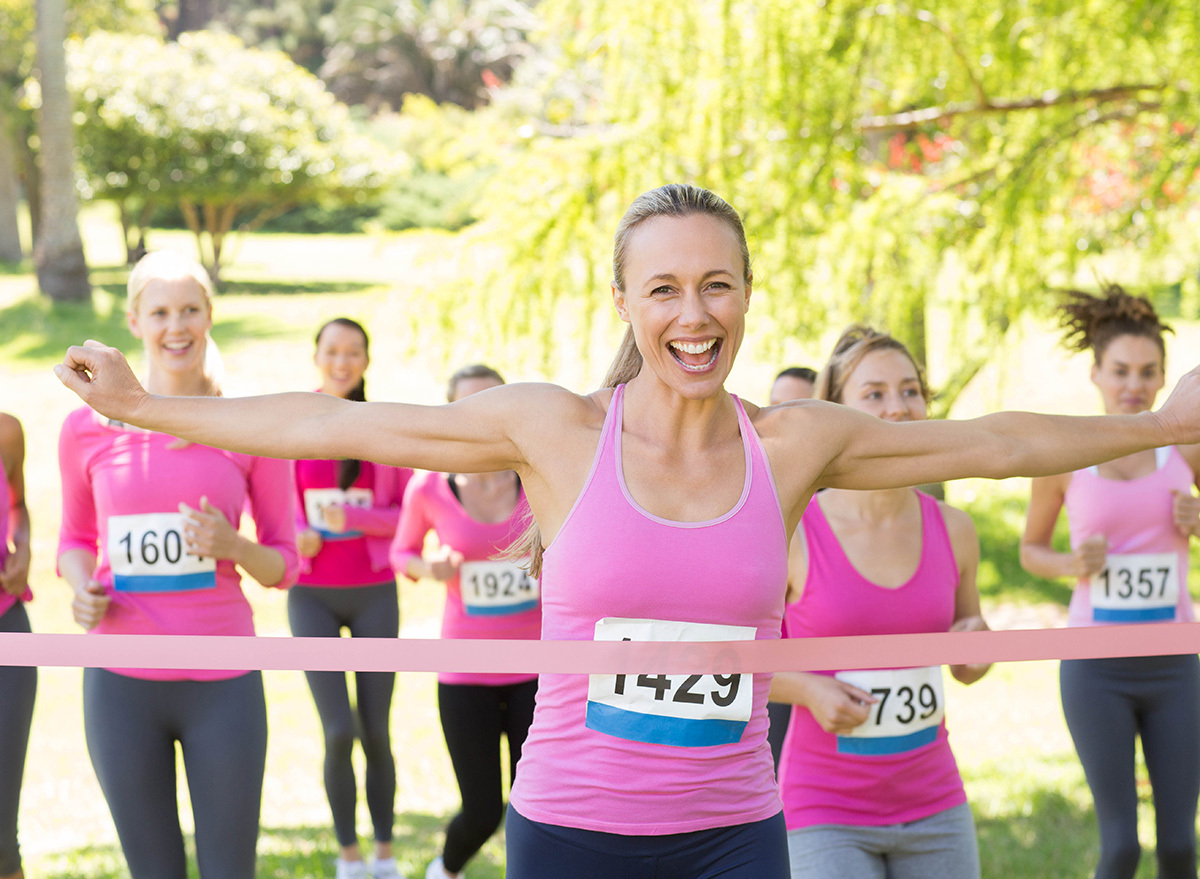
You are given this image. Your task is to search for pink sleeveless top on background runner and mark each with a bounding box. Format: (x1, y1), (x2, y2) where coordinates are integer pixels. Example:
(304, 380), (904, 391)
(779, 491), (967, 829)
(508, 384), (788, 835)
(390, 470), (540, 687)
(1064, 446), (1194, 627)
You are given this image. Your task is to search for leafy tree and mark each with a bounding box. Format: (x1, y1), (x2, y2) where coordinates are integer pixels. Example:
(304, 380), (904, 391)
(477, 1), (1200, 411)
(320, 0), (538, 111)
(0, 0), (156, 259)
(61, 30), (395, 278)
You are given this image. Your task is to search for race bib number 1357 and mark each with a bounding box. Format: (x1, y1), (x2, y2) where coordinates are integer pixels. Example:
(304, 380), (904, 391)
(1090, 553), (1180, 623)
(585, 618), (755, 748)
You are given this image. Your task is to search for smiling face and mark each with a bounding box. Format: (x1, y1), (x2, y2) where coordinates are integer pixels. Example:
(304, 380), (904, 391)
(314, 322), (369, 399)
(1091, 333), (1165, 415)
(127, 275), (213, 380)
(840, 348), (928, 423)
(612, 213), (751, 399)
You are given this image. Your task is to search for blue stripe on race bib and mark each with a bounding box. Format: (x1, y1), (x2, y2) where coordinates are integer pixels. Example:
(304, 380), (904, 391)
(113, 571), (217, 593)
(585, 701), (748, 747)
(837, 725), (938, 756)
(463, 599), (538, 617)
(1094, 606), (1177, 623)
(313, 528), (364, 541)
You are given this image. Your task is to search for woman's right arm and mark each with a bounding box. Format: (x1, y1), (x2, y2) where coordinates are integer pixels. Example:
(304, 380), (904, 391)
(1019, 473), (1106, 580)
(56, 342), (564, 474)
(58, 548), (109, 629)
(389, 477), (459, 581)
(769, 672), (874, 734)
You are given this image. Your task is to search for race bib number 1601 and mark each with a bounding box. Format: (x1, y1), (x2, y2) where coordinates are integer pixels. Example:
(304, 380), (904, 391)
(107, 512), (216, 593)
(585, 618), (754, 748)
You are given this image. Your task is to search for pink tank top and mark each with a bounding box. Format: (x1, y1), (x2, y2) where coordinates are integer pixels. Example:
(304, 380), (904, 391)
(1064, 447), (1194, 627)
(779, 492), (967, 829)
(390, 471), (540, 687)
(508, 384), (787, 835)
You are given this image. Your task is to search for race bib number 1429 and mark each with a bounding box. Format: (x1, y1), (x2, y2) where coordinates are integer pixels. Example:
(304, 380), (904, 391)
(585, 618), (755, 748)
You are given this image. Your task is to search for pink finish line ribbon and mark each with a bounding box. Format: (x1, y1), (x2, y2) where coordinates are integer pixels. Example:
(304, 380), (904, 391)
(1, 623), (1198, 673)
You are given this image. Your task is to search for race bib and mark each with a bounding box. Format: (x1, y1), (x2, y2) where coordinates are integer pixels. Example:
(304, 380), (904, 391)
(303, 487), (373, 539)
(834, 666), (945, 756)
(459, 560), (539, 616)
(1090, 552), (1180, 623)
(585, 618), (755, 748)
(107, 512), (216, 593)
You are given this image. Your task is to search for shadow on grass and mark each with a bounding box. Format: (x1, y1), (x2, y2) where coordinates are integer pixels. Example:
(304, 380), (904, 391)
(219, 280), (381, 297)
(0, 294), (296, 365)
(32, 813), (507, 879)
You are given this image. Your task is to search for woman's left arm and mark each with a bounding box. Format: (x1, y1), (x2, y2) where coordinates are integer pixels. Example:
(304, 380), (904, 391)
(1174, 444), (1200, 539)
(0, 413), (30, 597)
(943, 502), (991, 685)
(811, 365), (1200, 491)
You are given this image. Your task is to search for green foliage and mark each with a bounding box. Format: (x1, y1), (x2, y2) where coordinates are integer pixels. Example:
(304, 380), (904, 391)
(46, 29), (397, 275)
(320, 0), (538, 110)
(476, 1), (1200, 406)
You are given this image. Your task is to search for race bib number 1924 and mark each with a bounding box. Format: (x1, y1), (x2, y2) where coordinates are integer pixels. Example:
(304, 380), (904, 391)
(585, 618), (754, 748)
(459, 560), (539, 616)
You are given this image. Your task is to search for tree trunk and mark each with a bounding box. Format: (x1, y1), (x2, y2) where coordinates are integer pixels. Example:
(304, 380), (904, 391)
(0, 103), (24, 262)
(14, 116), (41, 249)
(33, 0), (91, 302)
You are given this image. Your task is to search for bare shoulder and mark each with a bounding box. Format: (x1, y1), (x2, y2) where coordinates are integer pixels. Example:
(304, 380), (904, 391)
(494, 382), (609, 433)
(751, 399), (847, 510)
(937, 500), (980, 559)
(0, 412), (24, 458)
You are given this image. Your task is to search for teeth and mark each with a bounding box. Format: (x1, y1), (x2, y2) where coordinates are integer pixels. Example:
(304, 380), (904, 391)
(669, 339), (717, 355)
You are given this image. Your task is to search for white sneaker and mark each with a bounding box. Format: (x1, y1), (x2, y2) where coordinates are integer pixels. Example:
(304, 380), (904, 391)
(425, 856), (457, 879)
(336, 859), (370, 879)
(371, 857), (407, 879)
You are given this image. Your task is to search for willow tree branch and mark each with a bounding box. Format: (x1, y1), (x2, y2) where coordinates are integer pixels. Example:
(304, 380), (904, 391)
(858, 83), (1169, 132)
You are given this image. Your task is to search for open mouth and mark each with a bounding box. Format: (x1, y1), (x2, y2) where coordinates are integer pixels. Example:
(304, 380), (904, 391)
(668, 338), (720, 372)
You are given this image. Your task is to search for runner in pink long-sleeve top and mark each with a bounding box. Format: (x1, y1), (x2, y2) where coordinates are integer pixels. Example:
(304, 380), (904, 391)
(57, 251), (297, 879)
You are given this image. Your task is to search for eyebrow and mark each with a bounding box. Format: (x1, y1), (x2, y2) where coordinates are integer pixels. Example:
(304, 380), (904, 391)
(646, 269), (736, 284)
(859, 378), (921, 387)
(1109, 360), (1159, 369)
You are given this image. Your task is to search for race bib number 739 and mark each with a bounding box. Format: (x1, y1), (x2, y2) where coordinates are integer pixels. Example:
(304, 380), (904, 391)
(833, 666), (945, 756)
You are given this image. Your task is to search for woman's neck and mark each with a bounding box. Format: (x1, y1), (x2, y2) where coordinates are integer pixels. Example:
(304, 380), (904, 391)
(819, 485), (914, 523)
(145, 368), (211, 398)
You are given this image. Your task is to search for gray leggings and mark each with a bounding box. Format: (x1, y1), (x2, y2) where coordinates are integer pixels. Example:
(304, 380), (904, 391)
(1060, 654), (1200, 879)
(83, 667), (267, 879)
(787, 803), (979, 879)
(287, 582), (398, 847)
(0, 603), (36, 877)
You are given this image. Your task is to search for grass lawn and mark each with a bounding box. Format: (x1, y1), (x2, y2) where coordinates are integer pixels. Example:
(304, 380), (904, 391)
(2, 206), (1199, 877)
